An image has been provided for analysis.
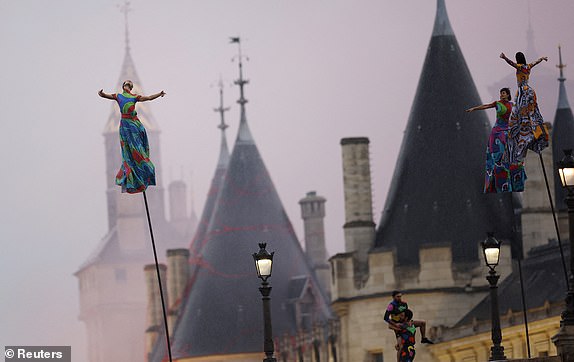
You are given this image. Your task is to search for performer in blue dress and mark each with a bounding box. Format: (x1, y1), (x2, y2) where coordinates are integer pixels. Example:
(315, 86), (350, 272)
(98, 80), (165, 193)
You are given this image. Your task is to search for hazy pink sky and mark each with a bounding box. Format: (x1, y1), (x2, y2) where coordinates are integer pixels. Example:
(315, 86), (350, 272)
(0, 1), (572, 360)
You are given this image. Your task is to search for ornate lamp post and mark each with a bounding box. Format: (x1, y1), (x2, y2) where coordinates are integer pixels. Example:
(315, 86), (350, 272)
(253, 243), (277, 362)
(482, 233), (507, 361)
(553, 150), (574, 359)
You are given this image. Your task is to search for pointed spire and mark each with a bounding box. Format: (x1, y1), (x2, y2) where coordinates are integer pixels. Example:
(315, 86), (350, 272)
(525, 1), (539, 59)
(432, 0), (454, 37)
(557, 45), (571, 109)
(230, 37), (254, 145)
(214, 79), (231, 168)
(119, 1), (131, 54)
(103, 2), (158, 133)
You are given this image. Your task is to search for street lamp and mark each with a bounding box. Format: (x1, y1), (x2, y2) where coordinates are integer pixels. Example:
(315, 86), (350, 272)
(558, 149), (574, 326)
(481, 233), (506, 361)
(558, 148), (574, 312)
(552, 150), (574, 359)
(253, 243), (277, 362)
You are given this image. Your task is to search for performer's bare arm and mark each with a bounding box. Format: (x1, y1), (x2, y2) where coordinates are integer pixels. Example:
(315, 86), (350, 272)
(138, 91), (166, 102)
(98, 89), (115, 100)
(466, 101), (496, 112)
(500, 52), (518, 69)
(530, 56), (548, 68)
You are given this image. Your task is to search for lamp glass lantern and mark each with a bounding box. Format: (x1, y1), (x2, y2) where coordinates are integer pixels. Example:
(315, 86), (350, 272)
(558, 149), (574, 189)
(253, 243), (274, 281)
(482, 233), (501, 270)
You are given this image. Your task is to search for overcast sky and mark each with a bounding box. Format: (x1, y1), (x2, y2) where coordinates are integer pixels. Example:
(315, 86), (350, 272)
(0, 0), (572, 360)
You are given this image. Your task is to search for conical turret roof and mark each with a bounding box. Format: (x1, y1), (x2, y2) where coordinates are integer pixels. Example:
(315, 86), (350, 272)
(552, 46), (574, 211)
(152, 52), (331, 360)
(190, 85), (231, 255)
(374, 0), (514, 265)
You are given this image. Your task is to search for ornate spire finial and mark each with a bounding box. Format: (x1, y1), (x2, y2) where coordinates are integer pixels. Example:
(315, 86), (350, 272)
(229, 37), (254, 144)
(230, 37), (249, 108)
(214, 77), (231, 166)
(557, 45), (570, 110)
(558, 45), (567, 81)
(214, 77), (230, 132)
(119, 1), (132, 52)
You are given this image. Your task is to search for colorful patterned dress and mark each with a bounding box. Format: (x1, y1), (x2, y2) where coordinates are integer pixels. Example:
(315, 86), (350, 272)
(398, 323), (416, 362)
(484, 100), (526, 193)
(114, 92), (156, 193)
(508, 63), (548, 164)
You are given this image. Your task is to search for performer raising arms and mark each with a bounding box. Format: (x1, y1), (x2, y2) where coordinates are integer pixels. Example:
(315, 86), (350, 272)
(98, 80), (172, 361)
(384, 291), (433, 346)
(98, 80), (166, 193)
(467, 88), (525, 192)
(500, 52), (549, 163)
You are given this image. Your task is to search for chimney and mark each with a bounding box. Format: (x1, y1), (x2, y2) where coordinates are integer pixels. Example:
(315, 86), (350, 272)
(166, 248), (190, 333)
(340, 137), (376, 282)
(299, 191), (331, 298)
(144, 263), (167, 359)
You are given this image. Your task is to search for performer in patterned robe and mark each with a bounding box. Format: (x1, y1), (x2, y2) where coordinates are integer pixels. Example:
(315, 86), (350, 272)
(389, 309), (417, 362)
(98, 80), (165, 193)
(466, 88), (526, 192)
(500, 52), (549, 164)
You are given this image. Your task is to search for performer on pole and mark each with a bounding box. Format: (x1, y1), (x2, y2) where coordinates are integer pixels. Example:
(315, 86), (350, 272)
(98, 80), (172, 362)
(384, 291), (433, 346)
(467, 88), (525, 192)
(500, 52), (549, 164)
(98, 80), (165, 193)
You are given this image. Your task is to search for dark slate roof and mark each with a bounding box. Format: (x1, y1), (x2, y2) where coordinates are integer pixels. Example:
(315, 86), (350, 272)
(151, 82), (331, 362)
(455, 241), (568, 327)
(552, 47), (574, 211)
(189, 120), (230, 255)
(374, 0), (514, 265)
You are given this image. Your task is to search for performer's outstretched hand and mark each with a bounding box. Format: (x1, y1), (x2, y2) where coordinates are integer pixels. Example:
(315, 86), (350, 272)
(98, 89), (115, 100)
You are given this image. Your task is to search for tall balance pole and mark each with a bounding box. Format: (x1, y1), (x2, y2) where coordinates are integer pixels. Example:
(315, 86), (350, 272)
(143, 191), (173, 362)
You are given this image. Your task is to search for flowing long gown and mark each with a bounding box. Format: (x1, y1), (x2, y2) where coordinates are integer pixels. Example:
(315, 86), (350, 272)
(508, 63), (548, 164)
(114, 92), (156, 193)
(484, 100), (526, 193)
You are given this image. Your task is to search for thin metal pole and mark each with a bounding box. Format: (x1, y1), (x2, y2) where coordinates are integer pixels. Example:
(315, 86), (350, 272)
(487, 269), (506, 361)
(143, 191), (173, 362)
(516, 257), (531, 358)
(259, 281), (277, 362)
(538, 153), (570, 289)
(508, 195), (531, 357)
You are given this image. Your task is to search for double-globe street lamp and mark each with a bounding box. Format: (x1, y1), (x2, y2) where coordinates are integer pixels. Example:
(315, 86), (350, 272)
(253, 243), (277, 362)
(553, 149), (574, 359)
(482, 232), (507, 361)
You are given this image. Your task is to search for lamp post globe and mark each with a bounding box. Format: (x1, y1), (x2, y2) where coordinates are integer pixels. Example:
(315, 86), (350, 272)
(482, 232), (501, 271)
(253, 242), (274, 281)
(558, 149), (574, 190)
